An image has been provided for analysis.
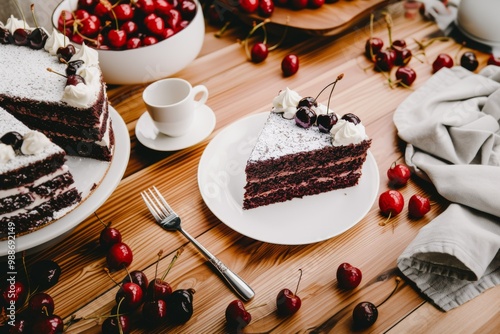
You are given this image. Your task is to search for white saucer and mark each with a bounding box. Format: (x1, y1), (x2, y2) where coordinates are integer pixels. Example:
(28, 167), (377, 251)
(135, 104), (216, 151)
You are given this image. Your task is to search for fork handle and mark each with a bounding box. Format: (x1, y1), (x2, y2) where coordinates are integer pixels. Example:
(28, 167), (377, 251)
(179, 228), (255, 301)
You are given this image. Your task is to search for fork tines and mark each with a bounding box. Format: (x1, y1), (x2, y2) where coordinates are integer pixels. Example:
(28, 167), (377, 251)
(141, 186), (175, 222)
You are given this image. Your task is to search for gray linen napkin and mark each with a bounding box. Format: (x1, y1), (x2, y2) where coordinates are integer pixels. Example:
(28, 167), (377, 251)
(393, 65), (500, 311)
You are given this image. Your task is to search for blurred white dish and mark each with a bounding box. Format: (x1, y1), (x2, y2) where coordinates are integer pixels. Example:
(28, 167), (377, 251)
(135, 104), (216, 151)
(456, 0), (500, 51)
(0, 107), (129, 257)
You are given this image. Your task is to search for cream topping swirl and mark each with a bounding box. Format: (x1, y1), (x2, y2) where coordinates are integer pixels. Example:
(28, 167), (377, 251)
(78, 65), (100, 87)
(44, 28), (71, 55)
(4, 15), (30, 34)
(70, 42), (99, 66)
(330, 119), (368, 146)
(0, 143), (15, 163)
(272, 88), (302, 119)
(315, 103), (334, 116)
(21, 131), (51, 155)
(62, 83), (93, 108)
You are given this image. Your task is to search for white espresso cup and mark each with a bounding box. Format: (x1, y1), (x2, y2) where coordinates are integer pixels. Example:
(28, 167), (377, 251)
(143, 78), (209, 137)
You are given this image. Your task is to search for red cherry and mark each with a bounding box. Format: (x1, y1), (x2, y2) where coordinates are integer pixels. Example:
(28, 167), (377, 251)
(107, 29), (127, 48)
(74, 9), (90, 21)
(122, 270), (149, 296)
(251, 42), (269, 63)
(29, 259), (61, 290)
(259, 0), (275, 17)
(70, 33), (85, 45)
(282, 54), (299, 77)
(336, 263), (362, 290)
(378, 190), (404, 217)
(408, 194), (431, 218)
(179, 0), (197, 21)
(460, 51), (479, 71)
(144, 14), (165, 35)
(94, 3), (111, 18)
(364, 37), (384, 61)
(116, 282), (144, 311)
(308, 0), (325, 9)
(395, 67), (417, 86)
(290, 0), (308, 9)
(31, 314), (64, 334)
(28, 292), (55, 316)
(276, 269), (302, 316)
(126, 37), (142, 49)
(394, 47), (412, 66)
(142, 299), (167, 325)
(102, 314), (131, 334)
(106, 242), (133, 270)
(239, 0), (259, 13)
(1, 280), (26, 306)
(142, 36), (158, 46)
(155, 0), (174, 16)
(159, 28), (175, 40)
(374, 49), (396, 72)
(165, 9), (181, 30)
(352, 301), (378, 329)
(113, 4), (134, 21)
(99, 226), (122, 249)
(58, 9), (75, 28)
(225, 299), (251, 329)
(136, 0), (156, 14)
(432, 53), (453, 73)
(387, 163), (411, 187)
(121, 21), (139, 36)
(146, 278), (172, 301)
(487, 54), (500, 66)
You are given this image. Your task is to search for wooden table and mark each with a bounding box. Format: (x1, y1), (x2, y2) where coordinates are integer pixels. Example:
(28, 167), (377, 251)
(2, 1), (500, 333)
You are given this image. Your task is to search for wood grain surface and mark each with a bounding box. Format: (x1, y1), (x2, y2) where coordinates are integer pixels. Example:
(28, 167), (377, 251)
(1, 1), (499, 333)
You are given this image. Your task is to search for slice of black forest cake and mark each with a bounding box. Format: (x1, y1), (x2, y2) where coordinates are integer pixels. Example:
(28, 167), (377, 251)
(0, 110), (81, 238)
(243, 86), (372, 210)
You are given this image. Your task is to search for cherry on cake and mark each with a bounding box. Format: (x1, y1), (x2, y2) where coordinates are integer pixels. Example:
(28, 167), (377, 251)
(243, 84), (372, 210)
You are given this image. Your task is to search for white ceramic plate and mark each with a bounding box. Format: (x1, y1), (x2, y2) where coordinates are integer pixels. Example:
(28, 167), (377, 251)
(0, 107), (130, 257)
(198, 112), (380, 245)
(135, 104), (216, 151)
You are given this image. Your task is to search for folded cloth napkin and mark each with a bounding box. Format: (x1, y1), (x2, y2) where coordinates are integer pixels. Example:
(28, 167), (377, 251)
(393, 65), (500, 311)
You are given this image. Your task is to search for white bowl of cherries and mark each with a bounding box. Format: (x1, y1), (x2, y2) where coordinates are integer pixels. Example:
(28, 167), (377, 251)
(51, 0), (205, 85)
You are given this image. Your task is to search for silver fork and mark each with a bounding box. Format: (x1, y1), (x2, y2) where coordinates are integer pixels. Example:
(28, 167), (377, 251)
(141, 186), (255, 301)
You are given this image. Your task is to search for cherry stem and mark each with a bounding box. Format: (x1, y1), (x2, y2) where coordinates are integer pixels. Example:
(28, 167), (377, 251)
(243, 19), (271, 61)
(326, 73), (344, 114)
(104, 268), (121, 288)
(161, 246), (184, 281)
(46, 67), (68, 79)
(384, 13), (393, 46)
(94, 212), (110, 228)
(268, 16), (290, 52)
(294, 269), (303, 296)
(379, 211), (392, 226)
(214, 21), (231, 38)
(30, 4), (40, 29)
(154, 250), (163, 281)
(13, 0), (27, 29)
(376, 277), (402, 308)
(314, 73), (344, 105)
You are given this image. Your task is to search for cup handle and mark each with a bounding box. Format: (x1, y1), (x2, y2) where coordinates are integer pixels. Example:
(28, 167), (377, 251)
(192, 85), (209, 108)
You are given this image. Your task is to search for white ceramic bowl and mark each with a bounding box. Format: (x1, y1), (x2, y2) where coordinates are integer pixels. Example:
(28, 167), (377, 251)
(456, 0), (500, 50)
(51, 0), (205, 85)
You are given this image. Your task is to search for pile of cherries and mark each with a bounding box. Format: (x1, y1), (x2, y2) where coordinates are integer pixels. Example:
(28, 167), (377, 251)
(378, 162), (431, 226)
(56, 0), (198, 50)
(0, 4), (48, 49)
(0, 258), (65, 333)
(95, 216), (195, 333)
(238, 0), (335, 17)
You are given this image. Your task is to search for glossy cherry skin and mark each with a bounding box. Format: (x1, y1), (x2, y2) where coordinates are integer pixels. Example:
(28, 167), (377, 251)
(28, 292), (55, 316)
(387, 163), (411, 187)
(259, 0), (275, 17)
(460, 51), (479, 71)
(308, 0), (325, 9)
(225, 299), (251, 329)
(379, 190), (404, 217)
(317, 113), (338, 133)
(1, 131), (23, 150)
(239, 0), (259, 13)
(290, 0), (308, 9)
(374, 49), (396, 72)
(408, 194), (431, 218)
(107, 29), (127, 49)
(251, 42), (269, 63)
(29, 260), (61, 291)
(1, 280), (27, 306)
(352, 302), (378, 329)
(142, 299), (167, 325)
(102, 314), (131, 334)
(116, 282), (144, 311)
(295, 106), (317, 128)
(365, 37), (384, 61)
(106, 242), (133, 270)
(122, 270), (149, 295)
(31, 314), (64, 334)
(395, 67), (417, 86)
(276, 288), (301, 316)
(166, 288), (195, 324)
(66, 74), (86, 86)
(432, 53), (453, 73)
(99, 226), (122, 249)
(281, 54), (299, 77)
(341, 113), (361, 125)
(336, 263), (362, 289)
(146, 278), (172, 301)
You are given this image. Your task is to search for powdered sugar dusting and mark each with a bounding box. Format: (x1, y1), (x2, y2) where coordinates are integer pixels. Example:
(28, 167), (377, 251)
(248, 112), (331, 162)
(0, 109), (64, 174)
